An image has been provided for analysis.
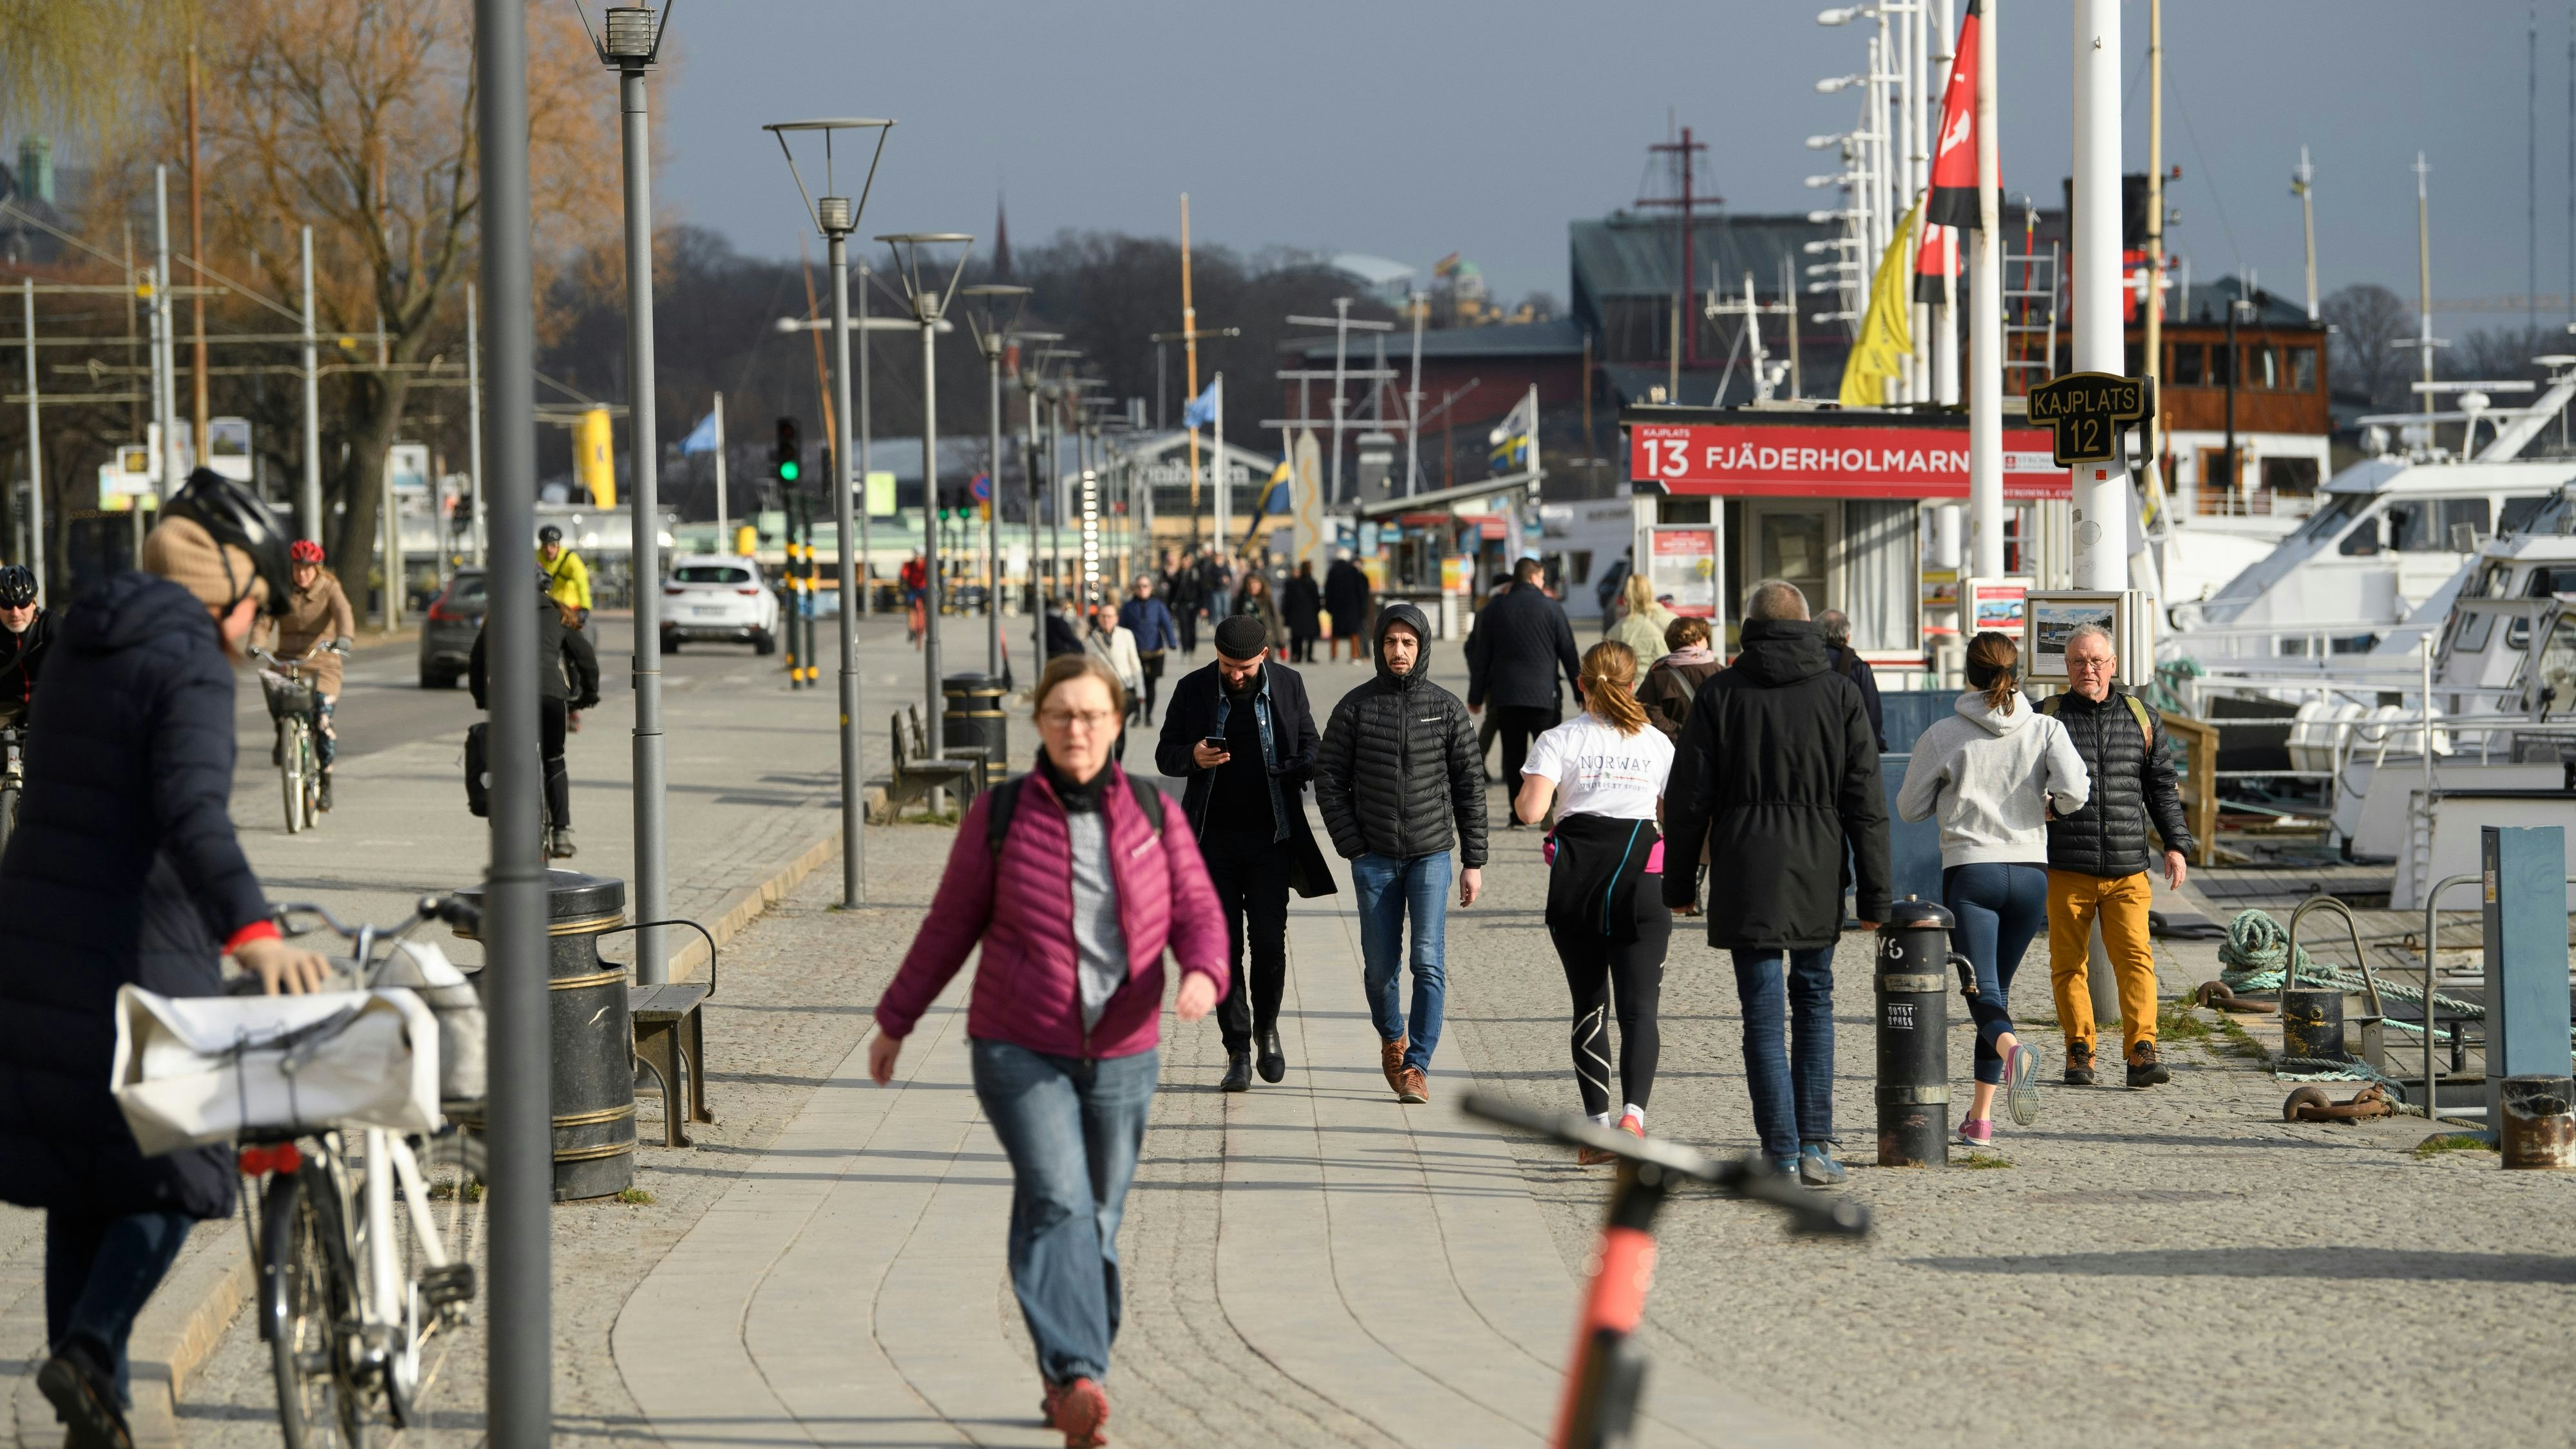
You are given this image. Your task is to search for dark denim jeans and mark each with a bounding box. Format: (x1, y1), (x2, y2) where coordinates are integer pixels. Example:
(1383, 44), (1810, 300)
(970, 1038), (1158, 1386)
(46, 1209), (194, 1405)
(1943, 862), (2050, 1086)
(1728, 947), (1837, 1162)
(1352, 851), (1451, 1073)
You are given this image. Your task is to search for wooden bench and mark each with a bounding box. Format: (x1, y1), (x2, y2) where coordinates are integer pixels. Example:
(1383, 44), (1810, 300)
(877, 705), (989, 818)
(615, 919), (722, 1150)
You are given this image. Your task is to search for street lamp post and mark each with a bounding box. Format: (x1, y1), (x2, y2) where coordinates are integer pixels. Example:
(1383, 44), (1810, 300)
(879, 232), (976, 761)
(1012, 331), (1063, 668)
(961, 284), (1030, 679)
(766, 118), (895, 909)
(584, 2), (677, 983)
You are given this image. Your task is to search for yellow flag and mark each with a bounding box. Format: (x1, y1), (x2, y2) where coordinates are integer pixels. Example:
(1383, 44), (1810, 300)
(1837, 204), (1918, 408)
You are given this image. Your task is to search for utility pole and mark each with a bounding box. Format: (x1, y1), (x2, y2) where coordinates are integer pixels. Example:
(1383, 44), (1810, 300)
(1967, 0), (2003, 579)
(857, 262), (873, 614)
(466, 281), (484, 566)
(1636, 127), (1710, 400)
(2414, 153), (2439, 421)
(301, 229), (323, 543)
(2293, 147), (2318, 322)
(154, 166), (180, 497)
(1933, 0), (1959, 407)
(711, 390), (727, 554)
(2144, 2), (2166, 504)
(598, 5), (672, 983)
(21, 281), (44, 602)
(2070, 0), (2128, 592)
(186, 43), (209, 457)
(471, 0), (551, 1441)
(1180, 194), (1204, 535)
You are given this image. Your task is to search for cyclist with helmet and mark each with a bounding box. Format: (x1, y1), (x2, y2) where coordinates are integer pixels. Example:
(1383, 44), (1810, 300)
(0, 563), (55, 721)
(537, 525), (592, 730)
(251, 540), (356, 811)
(468, 569), (601, 859)
(0, 469), (331, 1449)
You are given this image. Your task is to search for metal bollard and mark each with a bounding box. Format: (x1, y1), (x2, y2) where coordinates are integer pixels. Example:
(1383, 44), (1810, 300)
(2280, 988), (2344, 1061)
(2499, 1075), (2575, 1169)
(1875, 898), (1962, 1168)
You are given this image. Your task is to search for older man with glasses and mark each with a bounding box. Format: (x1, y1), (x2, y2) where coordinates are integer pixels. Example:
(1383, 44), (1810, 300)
(2036, 625), (2195, 1090)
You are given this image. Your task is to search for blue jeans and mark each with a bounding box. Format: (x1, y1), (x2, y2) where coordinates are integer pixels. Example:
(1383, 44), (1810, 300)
(1728, 947), (1837, 1161)
(1944, 863), (2049, 1086)
(1351, 851), (1451, 1073)
(970, 1038), (1159, 1386)
(46, 1210), (193, 1405)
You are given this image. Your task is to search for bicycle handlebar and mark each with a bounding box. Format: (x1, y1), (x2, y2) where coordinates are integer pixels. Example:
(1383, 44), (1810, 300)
(272, 893), (482, 943)
(1460, 1091), (1871, 1238)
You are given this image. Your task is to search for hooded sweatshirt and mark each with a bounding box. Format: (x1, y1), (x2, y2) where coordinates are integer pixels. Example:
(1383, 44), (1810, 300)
(1314, 602), (1489, 865)
(1897, 690), (2091, 869)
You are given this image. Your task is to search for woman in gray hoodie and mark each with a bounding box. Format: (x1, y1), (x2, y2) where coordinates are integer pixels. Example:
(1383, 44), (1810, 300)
(1897, 632), (2089, 1148)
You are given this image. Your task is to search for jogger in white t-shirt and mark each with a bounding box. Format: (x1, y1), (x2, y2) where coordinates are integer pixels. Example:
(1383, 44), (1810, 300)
(1514, 639), (1676, 1164)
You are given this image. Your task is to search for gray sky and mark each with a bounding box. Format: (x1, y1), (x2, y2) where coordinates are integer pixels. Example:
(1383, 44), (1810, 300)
(659, 2), (2562, 329)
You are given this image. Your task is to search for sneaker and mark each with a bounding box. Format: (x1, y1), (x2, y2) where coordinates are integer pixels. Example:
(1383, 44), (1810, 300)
(37, 1341), (130, 1449)
(1955, 1116), (1994, 1150)
(1577, 1112), (1643, 1166)
(1797, 1143), (1848, 1187)
(1771, 1155), (1802, 1177)
(2126, 1041), (2172, 1088)
(2006, 1043), (2041, 1126)
(2063, 1043), (2096, 1086)
(1396, 1066), (1429, 1104)
(1220, 1051), (1251, 1093)
(1379, 1036), (1407, 1094)
(1051, 1376), (1109, 1448)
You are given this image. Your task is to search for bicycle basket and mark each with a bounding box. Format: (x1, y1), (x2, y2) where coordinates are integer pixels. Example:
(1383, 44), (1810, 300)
(371, 940), (487, 1106)
(261, 671), (319, 721)
(108, 985), (440, 1155)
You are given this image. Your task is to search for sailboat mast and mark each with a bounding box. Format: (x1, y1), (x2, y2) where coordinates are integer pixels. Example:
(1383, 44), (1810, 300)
(2416, 154), (2435, 420)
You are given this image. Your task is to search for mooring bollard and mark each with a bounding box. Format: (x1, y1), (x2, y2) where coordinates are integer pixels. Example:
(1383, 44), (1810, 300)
(1876, 898), (1962, 1168)
(2499, 1075), (2575, 1169)
(2280, 987), (2345, 1063)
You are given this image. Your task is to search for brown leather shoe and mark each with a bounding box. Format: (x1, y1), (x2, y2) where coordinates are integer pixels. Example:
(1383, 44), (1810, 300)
(1381, 1036), (1407, 1094)
(1397, 1066), (1429, 1104)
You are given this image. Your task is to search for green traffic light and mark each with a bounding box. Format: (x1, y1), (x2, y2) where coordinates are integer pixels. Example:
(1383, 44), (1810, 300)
(780, 460), (800, 481)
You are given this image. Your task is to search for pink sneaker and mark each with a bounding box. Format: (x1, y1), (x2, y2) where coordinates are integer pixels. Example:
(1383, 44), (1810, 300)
(1956, 1117), (1994, 1150)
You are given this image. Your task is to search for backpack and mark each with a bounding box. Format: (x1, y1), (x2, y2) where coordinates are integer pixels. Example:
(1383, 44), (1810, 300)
(985, 772), (1164, 855)
(2037, 690), (2154, 741)
(464, 722), (491, 818)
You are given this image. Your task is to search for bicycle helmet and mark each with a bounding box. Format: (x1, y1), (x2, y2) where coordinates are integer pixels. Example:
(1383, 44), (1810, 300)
(0, 564), (35, 607)
(289, 538), (325, 565)
(164, 468), (295, 616)
(539, 524), (564, 545)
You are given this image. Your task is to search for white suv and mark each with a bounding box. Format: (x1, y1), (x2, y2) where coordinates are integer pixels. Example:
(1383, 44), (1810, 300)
(659, 557), (780, 654)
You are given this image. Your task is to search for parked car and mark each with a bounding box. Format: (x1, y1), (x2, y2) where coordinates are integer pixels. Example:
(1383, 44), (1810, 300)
(419, 567), (487, 688)
(661, 556), (780, 654)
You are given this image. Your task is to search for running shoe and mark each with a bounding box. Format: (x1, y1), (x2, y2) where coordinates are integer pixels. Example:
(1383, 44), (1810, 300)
(1052, 1377), (1109, 1448)
(1577, 1112), (1644, 1166)
(1955, 1116), (1994, 1150)
(1797, 1142), (1848, 1187)
(2006, 1042), (2041, 1126)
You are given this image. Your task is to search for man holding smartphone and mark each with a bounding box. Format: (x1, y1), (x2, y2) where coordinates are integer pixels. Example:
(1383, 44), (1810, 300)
(1155, 615), (1334, 1091)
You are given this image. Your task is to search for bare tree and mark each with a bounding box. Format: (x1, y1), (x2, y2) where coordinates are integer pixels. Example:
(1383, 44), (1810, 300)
(2320, 283), (2414, 412)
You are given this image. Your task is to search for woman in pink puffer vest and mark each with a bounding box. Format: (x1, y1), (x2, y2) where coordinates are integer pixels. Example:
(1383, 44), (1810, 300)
(869, 653), (1226, 1448)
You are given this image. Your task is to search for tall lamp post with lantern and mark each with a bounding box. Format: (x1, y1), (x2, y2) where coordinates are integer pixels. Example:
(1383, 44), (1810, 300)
(878, 232), (975, 757)
(766, 117), (894, 907)
(961, 284), (1030, 677)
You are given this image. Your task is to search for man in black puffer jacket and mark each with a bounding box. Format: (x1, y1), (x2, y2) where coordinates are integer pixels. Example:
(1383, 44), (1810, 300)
(1464, 556), (1584, 815)
(1316, 601), (1486, 1105)
(1662, 580), (1888, 1184)
(0, 484), (330, 1448)
(2038, 624), (2195, 1090)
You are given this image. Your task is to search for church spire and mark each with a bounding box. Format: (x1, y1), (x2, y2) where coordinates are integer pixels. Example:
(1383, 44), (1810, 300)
(992, 192), (1012, 281)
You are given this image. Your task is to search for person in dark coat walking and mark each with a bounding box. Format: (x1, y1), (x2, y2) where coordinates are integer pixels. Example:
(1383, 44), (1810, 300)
(0, 477), (331, 1448)
(1323, 551), (1371, 664)
(471, 576), (602, 860)
(1316, 602), (1487, 1104)
(1155, 614), (1336, 1091)
(1464, 557), (1584, 820)
(1281, 560), (1323, 663)
(1660, 580), (1890, 1186)
(1119, 575), (1181, 723)
(1162, 555), (1204, 656)
(1043, 597), (1086, 660)
(1815, 609), (1886, 752)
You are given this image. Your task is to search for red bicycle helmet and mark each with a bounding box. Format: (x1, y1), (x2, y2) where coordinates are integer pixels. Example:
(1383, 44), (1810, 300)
(289, 539), (325, 565)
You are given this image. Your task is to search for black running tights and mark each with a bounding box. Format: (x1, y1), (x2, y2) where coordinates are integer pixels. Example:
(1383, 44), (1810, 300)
(1551, 904), (1670, 1118)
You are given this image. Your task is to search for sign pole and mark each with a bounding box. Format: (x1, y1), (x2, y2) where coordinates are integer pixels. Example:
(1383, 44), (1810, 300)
(1967, 0), (2005, 580)
(2069, 0), (2128, 594)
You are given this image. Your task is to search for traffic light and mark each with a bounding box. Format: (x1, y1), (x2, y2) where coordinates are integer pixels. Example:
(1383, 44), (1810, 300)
(773, 416), (802, 484)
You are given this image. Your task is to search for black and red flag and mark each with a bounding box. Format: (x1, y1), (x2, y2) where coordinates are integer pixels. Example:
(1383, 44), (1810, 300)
(1924, 0), (1991, 232)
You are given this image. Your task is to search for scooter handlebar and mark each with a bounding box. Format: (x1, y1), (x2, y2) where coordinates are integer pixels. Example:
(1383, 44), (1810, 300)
(1459, 1091), (1870, 1238)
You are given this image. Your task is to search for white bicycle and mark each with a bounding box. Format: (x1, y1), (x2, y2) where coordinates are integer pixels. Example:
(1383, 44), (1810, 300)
(238, 896), (486, 1448)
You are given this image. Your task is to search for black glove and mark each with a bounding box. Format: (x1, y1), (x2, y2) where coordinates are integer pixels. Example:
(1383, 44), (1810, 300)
(574, 695), (600, 712)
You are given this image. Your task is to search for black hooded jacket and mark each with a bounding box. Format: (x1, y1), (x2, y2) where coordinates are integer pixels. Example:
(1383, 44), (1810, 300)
(2041, 685), (2195, 876)
(0, 573), (272, 1219)
(0, 607), (58, 712)
(1315, 602), (1488, 867)
(1661, 618), (1890, 948)
(1464, 582), (1584, 712)
(468, 600), (601, 708)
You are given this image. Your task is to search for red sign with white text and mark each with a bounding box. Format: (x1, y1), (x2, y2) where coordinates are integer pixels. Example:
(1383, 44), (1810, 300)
(1629, 422), (2071, 500)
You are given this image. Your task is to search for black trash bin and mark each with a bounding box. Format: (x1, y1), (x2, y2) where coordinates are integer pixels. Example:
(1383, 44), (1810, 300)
(943, 672), (1009, 773)
(450, 868), (637, 1201)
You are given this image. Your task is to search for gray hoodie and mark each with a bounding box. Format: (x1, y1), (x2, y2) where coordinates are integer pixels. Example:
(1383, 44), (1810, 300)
(1897, 691), (2090, 869)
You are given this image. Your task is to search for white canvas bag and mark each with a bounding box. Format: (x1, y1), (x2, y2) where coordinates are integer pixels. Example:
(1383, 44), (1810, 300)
(109, 985), (441, 1157)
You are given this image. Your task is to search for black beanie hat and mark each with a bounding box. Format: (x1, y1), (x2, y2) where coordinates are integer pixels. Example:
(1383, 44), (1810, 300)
(1213, 615), (1269, 660)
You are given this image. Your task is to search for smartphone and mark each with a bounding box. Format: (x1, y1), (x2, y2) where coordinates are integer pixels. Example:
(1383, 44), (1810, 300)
(1201, 735), (1229, 752)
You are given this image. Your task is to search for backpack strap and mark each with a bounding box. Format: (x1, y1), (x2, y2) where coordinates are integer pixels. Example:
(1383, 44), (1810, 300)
(2123, 694), (2155, 743)
(2036, 693), (2062, 717)
(985, 772), (1162, 856)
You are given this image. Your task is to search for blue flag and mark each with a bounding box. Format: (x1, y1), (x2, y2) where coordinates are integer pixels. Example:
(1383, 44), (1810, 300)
(681, 411), (721, 455)
(1181, 378), (1219, 430)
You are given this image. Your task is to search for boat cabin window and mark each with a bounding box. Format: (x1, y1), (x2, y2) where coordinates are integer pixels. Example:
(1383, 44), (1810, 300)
(2260, 457), (2320, 496)
(2533, 614), (2576, 718)
(2441, 498), (2491, 545)
(2499, 495), (2551, 535)
(2454, 611), (2498, 652)
(2302, 494), (2363, 545)
(2170, 344), (2204, 386)
(2285, 345), (2318, 393)
(2528, 566), (2576, 598)
(2245, 345), (2278, 390)
(2375, 501), (2460, 553)
(2334, 503), (2384, 555)
(2472, 562), (2514, 598)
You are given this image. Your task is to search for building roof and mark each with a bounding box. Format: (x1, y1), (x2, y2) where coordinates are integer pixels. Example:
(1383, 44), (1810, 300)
(2163, 274), (2318, 329)
(1570, 213), (1842, 303)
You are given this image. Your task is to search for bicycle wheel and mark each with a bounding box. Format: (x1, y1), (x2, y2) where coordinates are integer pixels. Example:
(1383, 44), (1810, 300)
(280, 722), (306, 835)
(299, 728), (321, 829)
(0, 781), (17, 859)
(262, 1167), (371, 1449)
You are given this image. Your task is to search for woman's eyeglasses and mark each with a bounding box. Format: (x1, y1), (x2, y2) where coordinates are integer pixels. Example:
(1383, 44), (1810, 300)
(1039, 708), (1120, 732)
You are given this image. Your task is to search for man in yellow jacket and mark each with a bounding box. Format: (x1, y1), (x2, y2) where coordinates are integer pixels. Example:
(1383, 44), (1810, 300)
(538, 524), (591, 615)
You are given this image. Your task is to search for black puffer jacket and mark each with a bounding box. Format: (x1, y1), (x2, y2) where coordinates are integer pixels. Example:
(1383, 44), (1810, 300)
(1463, 583), (1584, 711)
(1315, 602), (1488, 867)
(468, 600), (601, 707)
(1662, 619), (1889, 949)
(0, 573), (272, 1220)
(2041, 686), (2195, 876)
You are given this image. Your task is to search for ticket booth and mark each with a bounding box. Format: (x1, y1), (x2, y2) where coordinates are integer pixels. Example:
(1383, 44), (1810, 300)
(1626, 408), (2072, 673)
